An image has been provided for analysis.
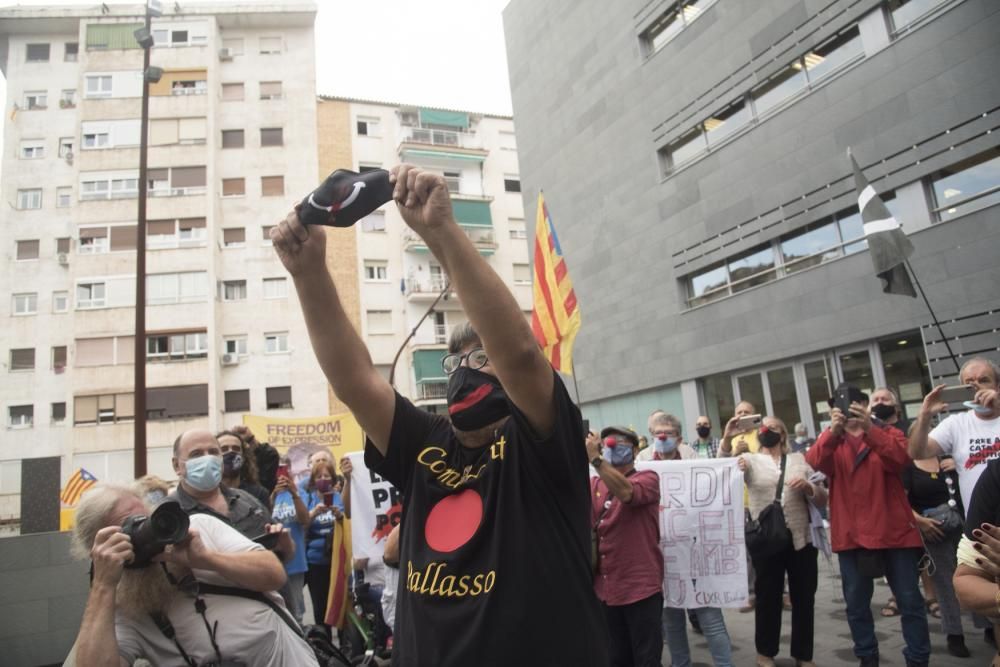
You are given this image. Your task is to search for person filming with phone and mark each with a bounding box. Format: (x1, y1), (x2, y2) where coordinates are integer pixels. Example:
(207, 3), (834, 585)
(806, 383), (930, 667)
(909, 357), (1000, 515)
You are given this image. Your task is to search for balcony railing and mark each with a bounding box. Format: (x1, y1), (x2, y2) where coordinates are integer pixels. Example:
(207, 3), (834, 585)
(416, 381), (448, 401)
(403, 225), (495, 252)
(398, 125), (483, 150)
(404, 278), (450, 298)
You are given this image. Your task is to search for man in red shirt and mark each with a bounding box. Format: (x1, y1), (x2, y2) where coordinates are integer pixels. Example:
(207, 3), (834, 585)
(587, 426), (663, 667)
(806, 385), (930, 667)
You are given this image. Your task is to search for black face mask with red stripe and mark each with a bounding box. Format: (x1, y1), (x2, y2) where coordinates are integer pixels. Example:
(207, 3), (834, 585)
(446, 366), (510, 432)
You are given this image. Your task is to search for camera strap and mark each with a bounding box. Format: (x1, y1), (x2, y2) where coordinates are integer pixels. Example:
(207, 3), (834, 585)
(151, 565), (224, 666)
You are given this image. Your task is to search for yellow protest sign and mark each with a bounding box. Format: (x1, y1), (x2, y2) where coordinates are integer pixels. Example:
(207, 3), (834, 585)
(241, 412), (364, 453)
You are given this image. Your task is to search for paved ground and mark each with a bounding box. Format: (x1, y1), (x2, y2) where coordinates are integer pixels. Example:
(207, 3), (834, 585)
(678, 557), (995, 666)
(304, 557), (996, 665)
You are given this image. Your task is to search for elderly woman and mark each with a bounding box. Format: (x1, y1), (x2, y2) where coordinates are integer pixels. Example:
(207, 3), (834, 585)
(954, 457), (1000, 666)
(739, 416), (827, 667)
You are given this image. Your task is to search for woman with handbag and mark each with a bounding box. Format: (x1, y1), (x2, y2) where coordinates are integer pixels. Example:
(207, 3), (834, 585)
(738, 416), (827, 667)
(902, 456), (971, 657)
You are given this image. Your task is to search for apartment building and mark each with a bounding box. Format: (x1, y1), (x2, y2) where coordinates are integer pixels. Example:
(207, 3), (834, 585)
(504, 0), (1000, 434)
(318, 96), (530, 414)
(0, 2), (324, 521)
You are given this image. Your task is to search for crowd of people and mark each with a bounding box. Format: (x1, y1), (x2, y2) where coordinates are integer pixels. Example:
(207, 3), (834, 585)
(62, 164), (1000, 666)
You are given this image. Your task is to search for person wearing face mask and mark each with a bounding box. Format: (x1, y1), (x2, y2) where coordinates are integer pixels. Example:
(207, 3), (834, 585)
(217, 430), (272, 512)
(791, 423), (814, 454)
(585, 426), (664, 667)
(807, 384), (930, 667)
(910, 357), (1000, 517)
(738, 417), (827, 667)
(168, 430), (272, 541)
(637, 412), (696, 461)
(692, 415), (720, 459)
(303, 459), (345, 632)
(269, 164), (608, 666)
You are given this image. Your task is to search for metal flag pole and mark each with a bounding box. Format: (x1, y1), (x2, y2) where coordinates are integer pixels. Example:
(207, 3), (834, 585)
(904, 259), (961, 375)
(388, 281), (452, 388)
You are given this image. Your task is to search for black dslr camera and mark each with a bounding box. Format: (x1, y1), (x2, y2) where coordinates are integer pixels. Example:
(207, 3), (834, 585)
(120, 500), (190, 569)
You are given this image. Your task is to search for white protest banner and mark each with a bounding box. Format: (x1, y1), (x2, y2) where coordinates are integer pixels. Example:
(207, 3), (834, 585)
(347, 451), (402, 561)
(641, 459), (748, 609)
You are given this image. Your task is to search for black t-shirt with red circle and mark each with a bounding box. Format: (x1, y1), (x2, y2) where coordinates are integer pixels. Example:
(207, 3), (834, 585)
(364, 371), (608, 666)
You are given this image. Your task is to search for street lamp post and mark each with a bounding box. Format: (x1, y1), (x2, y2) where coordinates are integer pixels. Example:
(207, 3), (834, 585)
(132, 0), (162, 478)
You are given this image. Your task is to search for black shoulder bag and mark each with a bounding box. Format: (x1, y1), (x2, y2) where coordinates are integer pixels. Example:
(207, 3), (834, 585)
(744, 454), (793, 560)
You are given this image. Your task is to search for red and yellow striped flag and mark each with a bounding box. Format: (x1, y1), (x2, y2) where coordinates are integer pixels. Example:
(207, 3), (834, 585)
(531, 192), (581, 375)
(60, 468), (98, 506)
(324, 517), (352, 629)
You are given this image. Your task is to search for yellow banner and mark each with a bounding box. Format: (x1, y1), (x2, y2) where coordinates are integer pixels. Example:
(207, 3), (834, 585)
(241, 412), (364, 453)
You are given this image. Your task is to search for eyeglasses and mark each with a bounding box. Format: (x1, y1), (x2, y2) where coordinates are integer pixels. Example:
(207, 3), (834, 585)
(442, 347), (488, 375)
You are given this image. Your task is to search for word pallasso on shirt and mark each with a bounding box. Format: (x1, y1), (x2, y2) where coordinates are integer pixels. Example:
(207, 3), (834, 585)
(365, 373), (608, 667)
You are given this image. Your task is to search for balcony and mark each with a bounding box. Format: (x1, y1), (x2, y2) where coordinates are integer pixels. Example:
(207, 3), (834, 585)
(403, 277), (451, 299)
(398, 125), (488, 163)
(415, 381), (447, 402)
(403, 224), (495, 255)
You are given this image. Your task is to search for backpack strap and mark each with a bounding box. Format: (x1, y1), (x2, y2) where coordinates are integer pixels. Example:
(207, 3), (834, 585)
(196, 583), (304, 638)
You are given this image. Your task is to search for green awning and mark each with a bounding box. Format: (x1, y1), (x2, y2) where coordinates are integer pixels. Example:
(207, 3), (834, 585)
(401, 148), (484, 162)
(419, 109), (469, 129)
(413, 349), (446, 383)
(452, 200), (492, 227)
(86, 23), (143, 50)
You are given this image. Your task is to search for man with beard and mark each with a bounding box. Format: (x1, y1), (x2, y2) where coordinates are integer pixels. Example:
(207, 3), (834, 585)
(270, 164), (608, 665)
(68, 484), (317, 666)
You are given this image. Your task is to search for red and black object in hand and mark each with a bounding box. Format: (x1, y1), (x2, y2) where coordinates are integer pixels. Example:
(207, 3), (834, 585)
(298, 168), (394, 227)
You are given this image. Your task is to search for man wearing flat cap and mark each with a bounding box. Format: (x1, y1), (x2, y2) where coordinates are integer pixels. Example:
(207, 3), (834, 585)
(586, 426), (663, 667)
(806, 383), (929, 667)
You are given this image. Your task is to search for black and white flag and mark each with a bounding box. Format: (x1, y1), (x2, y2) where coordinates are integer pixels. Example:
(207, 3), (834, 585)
(849, 149), (916, 297)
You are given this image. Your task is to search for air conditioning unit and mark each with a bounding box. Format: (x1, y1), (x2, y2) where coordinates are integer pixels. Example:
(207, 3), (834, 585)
(221, 353), (239, 366)
(64, 151), (74, 165)
(218, 47), (232, 60)
(57, 252), (69, 266)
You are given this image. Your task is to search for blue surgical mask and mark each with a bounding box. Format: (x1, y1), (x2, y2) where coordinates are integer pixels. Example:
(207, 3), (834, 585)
(184, 455), (222, 492)
(964, 400), (993, 414)
(603, 444), (635, 466)
(654, 436), (678, 454)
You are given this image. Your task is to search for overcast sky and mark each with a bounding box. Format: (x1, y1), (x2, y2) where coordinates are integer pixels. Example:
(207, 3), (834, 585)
(0, 0), (514, 114)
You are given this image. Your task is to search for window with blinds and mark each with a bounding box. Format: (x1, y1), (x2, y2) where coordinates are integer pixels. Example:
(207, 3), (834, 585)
(10, 348), (35, 371)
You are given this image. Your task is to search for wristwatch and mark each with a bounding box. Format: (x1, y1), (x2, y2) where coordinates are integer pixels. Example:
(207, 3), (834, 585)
(590, 456), (604, 469)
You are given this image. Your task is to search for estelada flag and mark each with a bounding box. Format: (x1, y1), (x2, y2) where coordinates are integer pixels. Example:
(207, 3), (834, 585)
(60, 468), (97, 506)
(849, 148), (917, 297)
(531, 192), (581, 375)
(324, 517), (352, 629)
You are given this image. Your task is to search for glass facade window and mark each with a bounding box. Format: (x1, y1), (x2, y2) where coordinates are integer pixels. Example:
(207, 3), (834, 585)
(727, 244), (775, 293)
(888, 0), (947, 32)
(704, 99), (751, 146)
(667, 126), (706, 167)
(642, 0), (716, 54)
(931, 149), (1000, 222)
(752, 64), (807, 117)
(688, 264), (728, 306)
(878, 332), (931, 421)
(801, 26), (862, 84)
(780, 221), (841, 274)
(836, 207), (868, 255)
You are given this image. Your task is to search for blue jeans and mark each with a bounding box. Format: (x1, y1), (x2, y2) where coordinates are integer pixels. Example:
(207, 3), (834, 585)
(838, 548), (930, 663)
(663, 606), (733, 667)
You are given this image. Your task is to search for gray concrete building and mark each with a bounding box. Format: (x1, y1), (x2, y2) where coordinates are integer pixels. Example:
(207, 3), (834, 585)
(503, 0), (1000, 439)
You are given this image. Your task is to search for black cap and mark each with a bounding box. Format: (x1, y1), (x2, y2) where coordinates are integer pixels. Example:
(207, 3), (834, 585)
(600, 425), (639, 447)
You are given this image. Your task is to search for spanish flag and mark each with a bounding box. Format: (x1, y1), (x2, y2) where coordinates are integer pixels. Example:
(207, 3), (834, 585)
(60, 468), (97, 506)
(324, 517), (352, 629)
(531, 192), (581, 375)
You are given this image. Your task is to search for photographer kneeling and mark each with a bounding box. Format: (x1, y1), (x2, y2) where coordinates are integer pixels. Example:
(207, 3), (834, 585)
(68, 484), (318, 666)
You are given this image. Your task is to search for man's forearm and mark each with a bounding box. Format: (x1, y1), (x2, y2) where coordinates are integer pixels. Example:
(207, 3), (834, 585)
(202, 550), (286, 592)
(596, 464), (634, 503)
(293, 270), (376, 403)
(908, 413), (940, 459)
(76, 584), (124, 667)
(423, 223), (540, 370)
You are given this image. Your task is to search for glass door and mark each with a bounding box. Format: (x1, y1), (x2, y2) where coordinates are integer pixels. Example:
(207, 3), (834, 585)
(837, 348), (877, 396)
(765, 366), (801, 434)
(802, 357), (833, 434)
